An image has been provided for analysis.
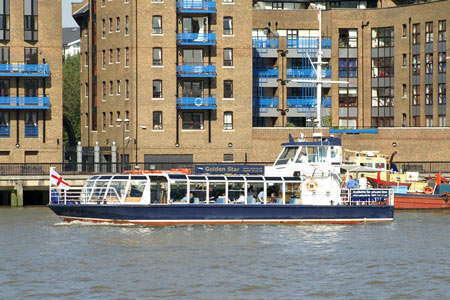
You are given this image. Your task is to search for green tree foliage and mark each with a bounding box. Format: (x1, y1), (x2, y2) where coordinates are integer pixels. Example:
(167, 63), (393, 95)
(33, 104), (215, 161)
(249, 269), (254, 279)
(63, 54), (80, 145)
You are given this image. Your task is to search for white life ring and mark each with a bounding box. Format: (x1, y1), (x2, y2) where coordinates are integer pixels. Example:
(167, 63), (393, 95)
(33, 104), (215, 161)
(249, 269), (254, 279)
(306, 179), (318, 193)
(194, 98), (203, 107)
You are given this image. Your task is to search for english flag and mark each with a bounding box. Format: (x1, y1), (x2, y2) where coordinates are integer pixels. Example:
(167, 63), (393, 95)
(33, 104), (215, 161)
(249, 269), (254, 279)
(50, 168), (71, 188)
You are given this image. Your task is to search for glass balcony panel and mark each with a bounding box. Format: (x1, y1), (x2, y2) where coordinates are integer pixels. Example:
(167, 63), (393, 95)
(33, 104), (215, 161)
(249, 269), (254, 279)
(177, 97), (216, 109)
(252, 37), (279, 49)
(0, 64), (50, 77)
(287, 67), (331, 79)
(252, 67), (278, 78)
(177, 64), (216, 77)
(177, 33), (216, 45)
(0, 97), (50, 109)
(176, 1), (216, 13)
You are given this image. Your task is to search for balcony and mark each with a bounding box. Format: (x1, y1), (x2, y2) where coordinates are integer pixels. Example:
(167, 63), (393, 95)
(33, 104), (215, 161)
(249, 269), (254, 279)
(252, 37), (279, 57)
(286, 96), (331, 116)
(0, 97), (51, 109)
(287, 67), (331, 79)
(253, 96), (279, 117)
(0, 124), (10, 137)
(176, 1), (216, 13)
(176, 64), (216, 77)
(0, 64), (50, 77)
(25, 124), (39, 138)
(253, 67), (278, 87)
(286, 37), (331, 58)
(177, 33), (216, 45)
(176, 97), (216, 110)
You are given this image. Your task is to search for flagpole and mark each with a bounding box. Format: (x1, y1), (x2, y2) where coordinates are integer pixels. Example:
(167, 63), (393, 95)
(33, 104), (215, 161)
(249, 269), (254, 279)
(49, 167), (54, 204)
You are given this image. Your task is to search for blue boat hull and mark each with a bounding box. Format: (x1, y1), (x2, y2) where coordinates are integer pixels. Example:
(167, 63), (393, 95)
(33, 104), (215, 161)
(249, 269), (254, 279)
(48, 204), (394, 225)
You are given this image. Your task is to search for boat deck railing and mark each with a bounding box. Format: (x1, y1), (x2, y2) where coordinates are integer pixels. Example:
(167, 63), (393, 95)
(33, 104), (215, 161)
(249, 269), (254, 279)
(51, 187), (122, 205)
(340, 188), (394, 206)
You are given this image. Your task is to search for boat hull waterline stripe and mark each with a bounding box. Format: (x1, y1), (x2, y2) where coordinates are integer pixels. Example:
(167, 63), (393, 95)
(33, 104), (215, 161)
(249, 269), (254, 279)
(59, 216), (393, 225)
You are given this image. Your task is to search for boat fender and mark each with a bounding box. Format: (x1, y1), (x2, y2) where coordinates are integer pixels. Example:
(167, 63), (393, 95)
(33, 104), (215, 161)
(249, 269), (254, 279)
(423, 186), (433, 194)
(306, 179), (318, 193)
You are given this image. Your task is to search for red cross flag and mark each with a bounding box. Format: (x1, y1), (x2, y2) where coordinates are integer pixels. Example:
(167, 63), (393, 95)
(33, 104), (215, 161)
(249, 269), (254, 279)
(50, 167), (71, 188)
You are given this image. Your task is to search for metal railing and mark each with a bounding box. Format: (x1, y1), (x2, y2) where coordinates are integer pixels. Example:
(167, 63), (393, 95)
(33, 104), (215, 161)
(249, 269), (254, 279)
(176, 64), (216, 77)
(177, 33), (216, 45)
(51, 187), (122, 205)
(253, 67), (279, 78)
(252, 37), (279, 49)
(0, 63), (50, 76)
(287, 67), (331, 79)
(0, 96), (50, 109)
(287, 37), (332, 49)
(176, 0), (216, 12)
(176, 97), (217, 109)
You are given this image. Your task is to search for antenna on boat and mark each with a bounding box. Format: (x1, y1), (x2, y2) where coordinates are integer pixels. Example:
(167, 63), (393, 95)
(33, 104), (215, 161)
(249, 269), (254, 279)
(291, 5), (355, 128)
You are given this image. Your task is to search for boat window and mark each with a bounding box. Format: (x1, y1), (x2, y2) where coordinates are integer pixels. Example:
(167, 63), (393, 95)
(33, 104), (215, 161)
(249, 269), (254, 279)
(89, 176), (99, 180)
(266, 182), (283, 204)
(375, 163), (385, 168)
(283, 177), (302, 181)
(113, 175), (129, 180)
(286, 183), (301, 204)
(247, 183), (263, 203)
(99, 175), (112, 180)
(331, 147), (336, 158)
(93, 180), (110, 199)
(168, 174), (187, 180)
(226, 176), (244, 181)
(150, 176), (168, 204)
(295, 150), (308, 163)
(264, 176), (282, 181)
(190, 182), (206, 203)
(306, 146), (327, 163)
(127, 181), (146, 199)
(188, 175), (206, 181)
(131, 175), (147, 180)
(109, 180), (128, 199)
(207, 176), (226, 181)
(228, 182), (245, 202)
(275, 147), (298, 165)
(245, 176), (264, 181)
(209, 182), (226, 203)
(363, 163), (373, 168)
(170, 182), (188, 203)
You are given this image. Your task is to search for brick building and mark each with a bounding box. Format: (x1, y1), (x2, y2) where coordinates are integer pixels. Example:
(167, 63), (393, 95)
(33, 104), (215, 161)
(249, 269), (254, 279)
(75, 0), (449, 164)
(0, 0), (63, 163)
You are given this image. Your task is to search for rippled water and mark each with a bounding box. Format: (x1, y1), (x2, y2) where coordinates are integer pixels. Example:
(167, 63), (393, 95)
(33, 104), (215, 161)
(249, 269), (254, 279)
(0, 207), (449, 300)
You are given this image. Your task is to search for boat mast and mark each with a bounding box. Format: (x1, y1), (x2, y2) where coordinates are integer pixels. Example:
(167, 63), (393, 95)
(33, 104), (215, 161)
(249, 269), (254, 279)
(317, 8), (322, 128)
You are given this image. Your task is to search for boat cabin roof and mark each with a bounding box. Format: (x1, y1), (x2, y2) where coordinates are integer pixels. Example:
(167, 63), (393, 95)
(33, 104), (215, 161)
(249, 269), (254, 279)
(281, 137), (341, 147)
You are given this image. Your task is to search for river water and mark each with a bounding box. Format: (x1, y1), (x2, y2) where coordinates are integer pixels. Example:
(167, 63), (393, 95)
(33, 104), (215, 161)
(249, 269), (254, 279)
(0, 207), (449, 300)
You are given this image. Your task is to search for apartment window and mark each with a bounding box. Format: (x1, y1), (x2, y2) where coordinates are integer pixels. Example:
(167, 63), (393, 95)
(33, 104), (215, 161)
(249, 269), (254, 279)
(153, 111), (162, 130)
(125, 111), (130, 130)
(102, 81), (106, 100)
(25, 111), (38, 138)
(0, 47), (9, 64)
(85, 83), (89, 97)
(85, 52), (89, 66)
(116, 17), (120, 32)
(425, 53), (433, 74)
(125, 16), (129, 35)
(425, 84), (433, 105)
(439, 83), (446, 104)
(224, 80), (233, 98)
(412, 24), (420, 45)
(425, 22), (433, 43)
(438, 20), (446, 41)
(402, 54), (407, 67)
(339, 29), (357, 48)
(338, 118), (357, 128)
(0, 0), (10, 40)
(224, 154), (234, 162)
(0, 79), (9, 96)
(125, 80), (129, 99)
(152, 16), (162, 34)
(224, 112), (233, 130)
(102, 19), (105, 38)
(125, 47), (129, 66)
(413, 85), (420, 105)
(426, 116), (433, 127)
(402, 84), (407, 98)
(224, 48), (233, 66)
(24, 47), (38, 64)
(372, 87), (394, 107)
(272, 2), (283, 9)
(153, 80), (162, 98)
(223, 17), (233, 35)
(85, 113), (89, 127)
(439, 116), (446, 127)
(223, 0), (233, 3)
(109, 49), (113, 64)
(412, 55), (420, 75)
(153, 47), (162, 66)
(109, 18), (113, 32)
(402, 24), (406, 38)
(117, 80), (121, 95)
(102, 112), (106, 131)
(439, 52), (447, 73)
(117, 48), (120, 63)
(24, 79), (38, 97)
(109, 81), (113, 95)
(413, 116), (420, 127)
(117, 112), (121, 124)
(339, 58), (357, 77)
(0, 111), (9, 137)
(372, 57), (394, 77)
(109, 112), (113, 126)
(182, 112), (204, 130)
(372, 27), (394, 48)
(24, 0), (38, 41)
(339, 87), (357, 107)
(102, 50), (106, 68)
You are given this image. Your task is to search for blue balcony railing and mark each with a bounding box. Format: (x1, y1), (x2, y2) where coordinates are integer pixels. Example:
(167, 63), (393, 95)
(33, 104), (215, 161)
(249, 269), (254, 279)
(0, 97), (51, 109)
(287, 37), (331, 49)
(253, 67), (278, 78)
(0, 124), (10, 137)
(25, 124), (39, 138)
(287, 96), (332, 109)
(253, 97), (279, 110)
(252, 37), (279, 49)
(0, 64), (50, 77)
(177, 97), (217, 110)
(287, 67), (331, 79)
(176, 1), (216, 13)
(177, 65), (216, 77)
(177, 33), (216, 45)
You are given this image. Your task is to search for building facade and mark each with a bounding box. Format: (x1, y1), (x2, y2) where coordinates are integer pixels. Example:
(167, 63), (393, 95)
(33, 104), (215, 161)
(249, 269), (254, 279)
(0, 0), (63, 163)
(76, 0), (448, 164)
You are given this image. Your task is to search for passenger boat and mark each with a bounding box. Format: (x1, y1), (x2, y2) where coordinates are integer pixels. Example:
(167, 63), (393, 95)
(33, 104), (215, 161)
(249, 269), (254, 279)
(47, 133), (394, 225)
